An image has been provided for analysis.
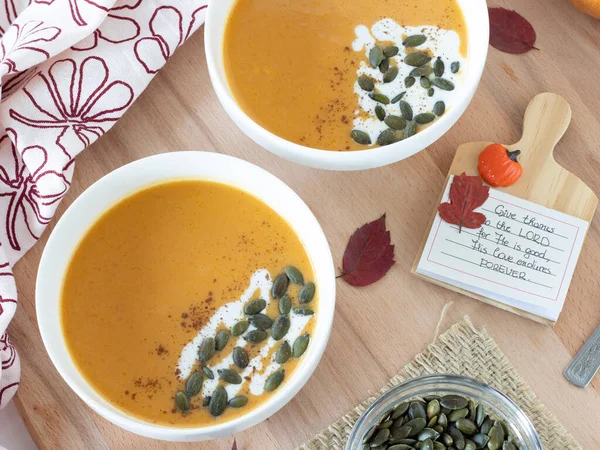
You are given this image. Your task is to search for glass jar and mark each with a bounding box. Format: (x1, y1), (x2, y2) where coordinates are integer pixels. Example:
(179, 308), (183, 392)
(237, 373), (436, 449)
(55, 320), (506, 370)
(345, 374), (542, 450)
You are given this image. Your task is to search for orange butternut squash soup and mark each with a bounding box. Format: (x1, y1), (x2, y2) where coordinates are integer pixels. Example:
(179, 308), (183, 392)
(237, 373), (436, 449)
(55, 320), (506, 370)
(224, 0), (468, 151)
(61, 180), (318, 426)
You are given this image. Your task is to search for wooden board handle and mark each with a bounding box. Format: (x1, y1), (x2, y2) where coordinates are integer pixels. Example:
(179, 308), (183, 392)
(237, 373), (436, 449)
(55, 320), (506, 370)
(516, 93), (572, 163)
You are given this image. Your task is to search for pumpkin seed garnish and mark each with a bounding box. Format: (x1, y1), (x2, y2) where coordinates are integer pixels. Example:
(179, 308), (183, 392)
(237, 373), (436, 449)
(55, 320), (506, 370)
(292, 333), (310, 357)
(218, 368), (242, 385)
(451, 61), (460, 73)
(375, 105), (386, 121)
(215, 330), (229, 351)
(428, 88), (434, 97)
(229, 395), (248, 408)
(232, 346), (249, 369)
(249, 313), (273, 330)
(244, 329), (268, 343)
(434, 57), (445, 77)
(275, 340), (292, 364)
(202, 396), (211, 407)
(402, 34), (427, 47)
(244, 298), (266, 315)
(433, 101), (446, 117)
(351, 129), (371, 145)
(391, 92), (406, 103)
(369, 46), (384, 68)
(415, 113), (435, 125)
(383, 66), (399, 83)
(420, 76), (431, 89)
(285, 266), (304, 285)
(299, 282), (316, 303)
(272, 315), (291, 340)
(231, 320), (250, 337)
(202, 366), (215, 379)
(272, 273), (289, 299)
(293, 307), (314, 315)
(185, 372), (203, 397)
(377, 128), (399, 146)
(209, 386), (227, 417)
(379, 58), (390, 74)
(410, 64), (433, 77)
(399, 100), (413, 121)
(175, 392), (189, 412)
(358, 75), (375, 92)
(432, 77), (455, 91)
(279, 294), (292, 315)
(404, 52), (431, 67)
(384, 115), (406, 131)
(404, 120), (417, 139)
(405, 76), (416, 88)
(264, 369), (285, 392)
(198, 337), (215, 363)
(383, 45), (399, 57)
(370, 92), (390, 105)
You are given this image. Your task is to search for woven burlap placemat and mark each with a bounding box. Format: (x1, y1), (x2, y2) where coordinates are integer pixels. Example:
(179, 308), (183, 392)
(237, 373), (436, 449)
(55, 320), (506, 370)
(299, 319), (580, 450)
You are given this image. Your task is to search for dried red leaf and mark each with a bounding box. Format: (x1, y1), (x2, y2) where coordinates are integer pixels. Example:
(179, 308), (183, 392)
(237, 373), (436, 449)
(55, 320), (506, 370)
(489, 7), (536, 54)
(438, 173), (489, 232)
(340, 214), (395, 287)
(232, 439), (238, 450)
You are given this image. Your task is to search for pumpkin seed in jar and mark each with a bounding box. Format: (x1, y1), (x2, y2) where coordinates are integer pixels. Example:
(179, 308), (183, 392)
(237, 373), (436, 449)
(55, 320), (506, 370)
(265, 369), (285, 391)
(244, 298), (266, 315)
(420, 76), (431, 89)
(384, 45), (399, 57)
(369, 46), (384, 68)
(422, 438), (434, 450)
(229, 396), (248, 408)
(272, 273), (289, 299)
(285, 266), (304, 285)
(456, 418), (477, 435)
(358, 75), (375, 92)
(231, 320), (249, 336)
(383, 66), (399, 83)
(243, 329), (268, 344)
(403, 34), (427, 47)
(427, 399), (440, 419)
(292, 333), (310, 357)
(384, 115), (406, 131)
(279, 294), (292, 315)
(404, 120), (417, 139)
(502, 442), (517, 450)
(405, 52), (431, 67)
(351, 129), (372, 145)
(218, 368), (242, 384)
(215, 330), (229, 351)
(370, 92), (390, 105)
(409, 401), (427, 419)
(249, 313), (272, 330)
(198, 337), (215, 363)
(175, 392), (189, 412)
(434, 101), (446, 117)
(299, 282), (316, 303)
(440, 395), (468, 410)
(451, 61), (460, 73)
(370, 428), (391, 446)
(448, 408), (469, 422)
(405, 76), (416, 88)
(232, 346), (249, 369)
(399, 101), (413, 121)
(405, 417), (426, 436)
(392, 402), (410, 419)
(275, 340), (292, 364)
(434, 57), (445, 77)
(432, 77), (455, 91)
(375, 105), (386, 121)
(185, 372), (203, 397)
(472, 433), (490, 448)
(418, 428), (440, 441)
(203, 366), (215, 379)
(391, 92), (406, 103)
(209, 386), (227, 417)
(487, 422), (505, 450)
(271, 315), (291, 340)
(464, 440), (477, 450)
(411, 64), (433, 77)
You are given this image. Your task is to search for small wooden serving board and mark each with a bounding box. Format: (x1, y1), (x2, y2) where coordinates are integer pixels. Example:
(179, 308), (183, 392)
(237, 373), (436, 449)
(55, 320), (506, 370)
(412, 93), (598, 325)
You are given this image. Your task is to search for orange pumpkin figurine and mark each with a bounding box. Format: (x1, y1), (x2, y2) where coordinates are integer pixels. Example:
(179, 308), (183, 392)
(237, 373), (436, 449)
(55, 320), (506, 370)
(477, 143), (523, 187)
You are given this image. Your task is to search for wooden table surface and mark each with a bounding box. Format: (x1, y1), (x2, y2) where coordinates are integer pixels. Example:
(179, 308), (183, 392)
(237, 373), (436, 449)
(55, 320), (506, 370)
(10, 0), (600, 448)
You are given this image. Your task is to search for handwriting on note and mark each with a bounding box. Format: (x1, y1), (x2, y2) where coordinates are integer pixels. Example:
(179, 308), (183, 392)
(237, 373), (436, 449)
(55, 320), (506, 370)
(417, 176), (589, 315)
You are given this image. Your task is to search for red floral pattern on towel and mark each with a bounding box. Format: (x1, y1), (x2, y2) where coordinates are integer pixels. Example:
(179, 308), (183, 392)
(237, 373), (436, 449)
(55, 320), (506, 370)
(0, 0), (207, 410)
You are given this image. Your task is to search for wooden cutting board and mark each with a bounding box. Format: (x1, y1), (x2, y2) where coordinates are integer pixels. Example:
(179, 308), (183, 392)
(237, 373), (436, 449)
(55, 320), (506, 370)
(412, 93), (598, 324)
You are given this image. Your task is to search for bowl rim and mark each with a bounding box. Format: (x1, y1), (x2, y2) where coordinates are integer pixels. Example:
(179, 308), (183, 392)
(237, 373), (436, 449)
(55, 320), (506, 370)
(35, 151), (336, 441)
(204, 0), (490, 170)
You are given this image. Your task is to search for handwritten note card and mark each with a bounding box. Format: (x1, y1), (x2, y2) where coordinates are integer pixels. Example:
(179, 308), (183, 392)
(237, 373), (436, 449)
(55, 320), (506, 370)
(416, 175), (589, 321)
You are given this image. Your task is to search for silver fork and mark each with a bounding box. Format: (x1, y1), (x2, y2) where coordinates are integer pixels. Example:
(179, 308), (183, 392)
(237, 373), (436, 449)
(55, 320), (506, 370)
(564, 324), (600, 388)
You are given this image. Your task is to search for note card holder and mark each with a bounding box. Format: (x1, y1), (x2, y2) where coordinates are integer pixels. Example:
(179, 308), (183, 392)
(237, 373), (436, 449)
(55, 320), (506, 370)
(411, 93), (597, 325)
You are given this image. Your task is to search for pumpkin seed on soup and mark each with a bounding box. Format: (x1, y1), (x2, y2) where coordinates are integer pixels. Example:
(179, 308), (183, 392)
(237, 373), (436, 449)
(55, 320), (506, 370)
(232, 346), (249, 369)
(451, 61), (460, 73)
(272, 273), (289, 299)
(428, 88), (434, 97)
(432, 77), (455, 91)
(293, 307), (314, 315)
(351, 129), (371, 145)
(384, 115), (406, 131)
(215, 330), (229, 351)
(379, 57), (390, 73)
(203, 366), (215, 379)
(375, 105), (386, 121)
(265, 369), (285, 392)
(358, 75), (375, 92)
(299, 282), (315, 303)
(399, 101), (413, 121)
(383, 66), (399, 83)
(271, 315), (291, 340)
(175, 392), (189, 412)
(198, 337), (215, 363)
(244, 329), (268, 344)
(402, 34), (427, 47)
(231, 320), (249, 336)
(292, 333), (310, 357)
(278, 294), (292, 315)
(404, 120), (417, 139)
(420, 76), (431, 89)
(249, 313), (272, 330)
(229, 396), (248, 408)
(244, 298), (266, 315)
(434, 57), (445, 77)
(405, 76), (416, 88)
(275, 340), (292, 364)
(185, 372), (203, 397)
(377, 129), (399, 146)
(209, 386), (227, 417)
(285, 266), (304, 285)
(434, 101), (446, 116)
(369, 92), (390, 105)
(404, 52), (431, 67)
(369, 46), (384, 68)
(391, 92), (406, 103)
(410, 64), (433, 77)
(415, 113), (435, 124)
(383, 45), (399, 57)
